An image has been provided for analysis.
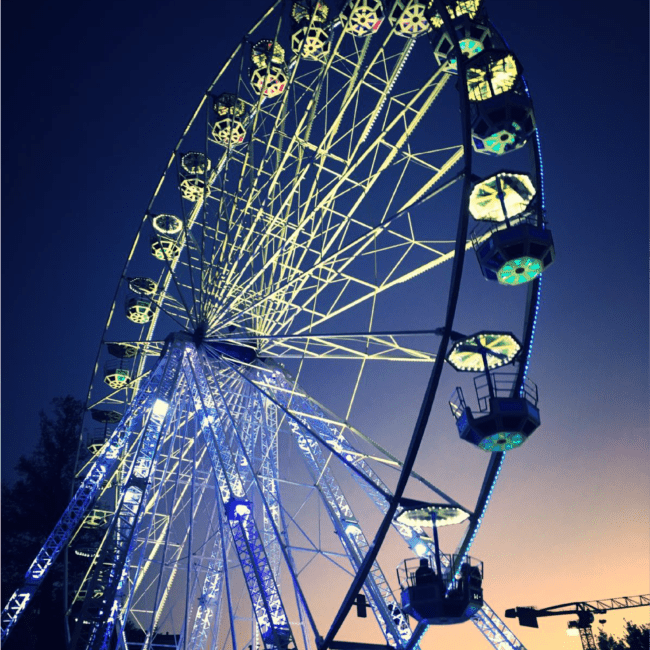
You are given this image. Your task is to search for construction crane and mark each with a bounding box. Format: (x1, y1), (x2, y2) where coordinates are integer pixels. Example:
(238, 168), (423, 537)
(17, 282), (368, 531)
(505, 594), (650, 649)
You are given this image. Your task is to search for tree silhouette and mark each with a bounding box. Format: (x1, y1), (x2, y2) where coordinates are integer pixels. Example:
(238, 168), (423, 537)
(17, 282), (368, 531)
(1, 396), (85, 650)
(597, 620), (650, 650)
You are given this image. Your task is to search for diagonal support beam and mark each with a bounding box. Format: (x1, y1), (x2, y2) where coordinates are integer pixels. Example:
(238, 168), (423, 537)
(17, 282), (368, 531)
(182, 346), (297, 650)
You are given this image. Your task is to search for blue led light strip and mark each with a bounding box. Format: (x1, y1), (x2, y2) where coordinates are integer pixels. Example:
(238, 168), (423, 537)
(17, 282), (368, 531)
(520, 122), (545, 385)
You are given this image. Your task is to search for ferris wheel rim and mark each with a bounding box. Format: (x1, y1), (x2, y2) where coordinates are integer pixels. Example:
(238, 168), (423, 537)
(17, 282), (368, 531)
(62, 2), (546, 650)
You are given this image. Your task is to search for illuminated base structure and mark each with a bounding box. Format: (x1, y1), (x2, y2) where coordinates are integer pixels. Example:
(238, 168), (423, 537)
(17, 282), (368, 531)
(2, 332), (535, 650)
(4, 335), (424, 650)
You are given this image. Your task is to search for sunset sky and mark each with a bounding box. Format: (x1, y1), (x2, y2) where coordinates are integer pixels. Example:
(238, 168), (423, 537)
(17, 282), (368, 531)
(2, 1), (648, 648)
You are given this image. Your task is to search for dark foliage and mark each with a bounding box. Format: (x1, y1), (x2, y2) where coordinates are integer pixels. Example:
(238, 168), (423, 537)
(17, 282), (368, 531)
(597, 620), (650, 650)
(1, 396), (85, 650)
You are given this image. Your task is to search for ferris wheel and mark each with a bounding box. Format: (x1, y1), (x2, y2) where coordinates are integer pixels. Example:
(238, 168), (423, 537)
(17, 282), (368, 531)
(1, 1), (555, 649)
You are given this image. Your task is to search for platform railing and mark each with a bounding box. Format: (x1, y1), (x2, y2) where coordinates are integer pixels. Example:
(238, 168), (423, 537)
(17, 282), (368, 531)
(470, 209), (541, 249)
(87, 427), (113, 452)
(448, 386), (467, 421)
(474, 371), (538, 412)
(449, 373), (539, 420)
(397, 554), (483, 592)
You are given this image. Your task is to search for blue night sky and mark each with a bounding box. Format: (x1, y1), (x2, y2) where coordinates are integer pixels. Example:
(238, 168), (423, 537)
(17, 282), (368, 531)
(2, 1), (648, 648)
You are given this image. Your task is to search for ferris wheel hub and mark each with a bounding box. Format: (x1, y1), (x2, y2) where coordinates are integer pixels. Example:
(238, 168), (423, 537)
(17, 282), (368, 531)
(205, 338), (258, 363)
